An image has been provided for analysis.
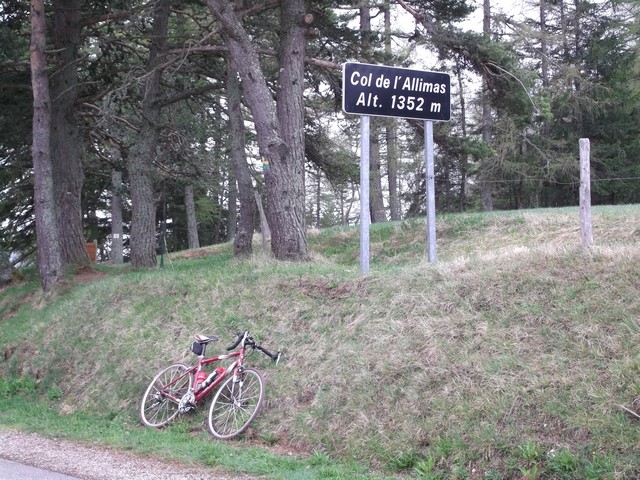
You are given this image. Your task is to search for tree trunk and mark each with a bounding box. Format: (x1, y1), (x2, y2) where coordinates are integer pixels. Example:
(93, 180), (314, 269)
(210, 99), (225, 242)
(255, 189), (271, 251)
(50, 0), (88, 266)
(359, 0), (373, 62)
(572, 0), (583, 131)
(184, 184), (200, 249)
(227, 169), (237, 242)
(128, 140), (158, 267)
(359, 0), (386, 222)
(207, 0), (308, 261)
(540, 0), (549, 90)
(271, 0), (308, 259)
(110, 168), (124, 265)
(386, 122), (400, 220)
(455, 61), (468, 212)
(127, 0), (169, 267)
(370, 122), (387, 223)
(540, 0), (550, 138)
(480, 102), (494, 211)
(480, 0), (494, 211)
(30, 0), (64, 292)
(384, 2), (400, 221)
(128, 147), (157, 267)
(227, 59), (256, 257)
(560, 0), (569, 57)
(0, 249), (11, 287)
(315, 169), (321, 227)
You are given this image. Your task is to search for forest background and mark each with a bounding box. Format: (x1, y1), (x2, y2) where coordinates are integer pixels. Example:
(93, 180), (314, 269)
(1, 0), (639, 290)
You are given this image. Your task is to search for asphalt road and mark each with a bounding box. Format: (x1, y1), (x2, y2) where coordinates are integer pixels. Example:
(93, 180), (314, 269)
(0, 458), (81, 480)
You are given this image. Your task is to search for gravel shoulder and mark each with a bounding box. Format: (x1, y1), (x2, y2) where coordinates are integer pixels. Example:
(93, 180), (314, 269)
(0, 428), (260, 480)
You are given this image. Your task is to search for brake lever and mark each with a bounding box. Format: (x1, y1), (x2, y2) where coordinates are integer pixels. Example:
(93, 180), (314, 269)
(273, 351), (282, 366)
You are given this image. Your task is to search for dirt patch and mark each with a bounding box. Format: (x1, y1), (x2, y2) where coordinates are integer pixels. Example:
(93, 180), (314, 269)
(73, 267), (107, 285)
(1, 303), (23, 322)
(291, 277), (369, 301)
(169, 246), (224, 261)
(1, 281), (37, 321)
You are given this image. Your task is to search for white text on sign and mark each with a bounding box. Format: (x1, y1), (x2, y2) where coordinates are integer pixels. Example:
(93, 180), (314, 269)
(342, 63), (451, 121)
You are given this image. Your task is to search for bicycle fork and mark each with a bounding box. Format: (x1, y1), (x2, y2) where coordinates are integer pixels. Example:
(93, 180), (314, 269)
(229, 372), (248, 409)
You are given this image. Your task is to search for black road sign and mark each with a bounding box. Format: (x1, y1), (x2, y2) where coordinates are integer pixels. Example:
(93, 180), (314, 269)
(342, 62), (451, 122)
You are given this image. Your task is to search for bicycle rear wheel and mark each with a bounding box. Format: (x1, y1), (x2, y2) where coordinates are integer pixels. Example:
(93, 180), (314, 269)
(207, 367), (265, 439)
(140, 363), (191, 428)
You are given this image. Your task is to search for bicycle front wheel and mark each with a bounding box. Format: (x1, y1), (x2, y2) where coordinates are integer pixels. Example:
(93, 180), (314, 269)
(140, 363), (191, 428)
(207, 367), (265, 439)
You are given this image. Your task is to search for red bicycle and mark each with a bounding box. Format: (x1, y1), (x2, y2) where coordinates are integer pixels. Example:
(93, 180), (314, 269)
(139, 330), (281, 439)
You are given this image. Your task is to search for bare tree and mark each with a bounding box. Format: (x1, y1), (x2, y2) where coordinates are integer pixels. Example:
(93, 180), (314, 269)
(50, 0), (89, 265)
(359, 0), (387, 223)
(128, 0), (170, 267)
(110, 167), (124, 264)
(227, 60), (255, 257)
(369, 124), (387, 223)
(384, 1), (400, 221)
(207, 0), (308, 260)
(184, 184), (200, 249)
(479, 0), (494, 211)
(30, 0), (64, 291)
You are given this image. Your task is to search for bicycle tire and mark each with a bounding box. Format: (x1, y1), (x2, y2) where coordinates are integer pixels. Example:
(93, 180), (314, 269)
(140, 363), (191, 428)
(207, 367), (265, 439)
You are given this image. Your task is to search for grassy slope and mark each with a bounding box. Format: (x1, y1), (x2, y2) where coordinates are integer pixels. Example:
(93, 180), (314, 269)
(1, 206), (639, 478)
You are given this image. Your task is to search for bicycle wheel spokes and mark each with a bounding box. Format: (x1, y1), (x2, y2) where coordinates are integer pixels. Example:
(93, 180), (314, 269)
(207, 368), (265, 440)
(140, 364), (191, 428)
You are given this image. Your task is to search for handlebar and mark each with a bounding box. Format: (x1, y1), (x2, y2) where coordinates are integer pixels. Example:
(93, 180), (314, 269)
(226, 330), (282, 365)
(226, 331), (245, 351)
(256, 345), (282, 365)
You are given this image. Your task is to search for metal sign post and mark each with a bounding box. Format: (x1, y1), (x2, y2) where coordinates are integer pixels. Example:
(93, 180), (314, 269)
(425, 121), (436, 263)
(342, 62), (451, 271)
(360, 117), (370, 274)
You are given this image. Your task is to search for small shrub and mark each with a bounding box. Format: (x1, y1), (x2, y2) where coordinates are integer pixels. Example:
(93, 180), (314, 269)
(516, 440), (543, 463)
(414, 456), (443, 479)
(260, 431), (280, 445)
(482, 468), (504, 480)
(0, 376), (37, 398)
(433, 435), (455, 458)
(308, 451), (331, 467)
(547, 448), (579, 477)
(518, 463), (539, 480)
(47, 386), (63, 402)
(389, 448), (422, 471)
(583, 453), (615, 480)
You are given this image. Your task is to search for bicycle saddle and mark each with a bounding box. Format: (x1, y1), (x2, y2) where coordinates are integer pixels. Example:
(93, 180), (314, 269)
(194, 334), (219, 344)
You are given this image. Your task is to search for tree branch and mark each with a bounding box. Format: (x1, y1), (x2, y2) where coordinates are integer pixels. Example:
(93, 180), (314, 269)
(166, 44), (341, 70)
(81, 1), (156, 28)
(156, 83), (222, 108)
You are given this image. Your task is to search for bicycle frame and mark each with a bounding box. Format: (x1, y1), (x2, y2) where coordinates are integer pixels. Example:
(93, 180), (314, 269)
(193, 348), (246, 402)
(161, 346), (248, 405)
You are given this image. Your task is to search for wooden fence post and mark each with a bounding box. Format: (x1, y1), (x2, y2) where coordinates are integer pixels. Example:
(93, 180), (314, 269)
(579, 138), (593, 247)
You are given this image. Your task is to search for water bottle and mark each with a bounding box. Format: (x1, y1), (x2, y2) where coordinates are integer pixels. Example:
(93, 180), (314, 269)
(201, 367), (225, 390)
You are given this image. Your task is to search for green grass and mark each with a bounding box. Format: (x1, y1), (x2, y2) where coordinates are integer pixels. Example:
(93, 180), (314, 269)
(0, 378), (379, 479)
(1, 205), (640, 478)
